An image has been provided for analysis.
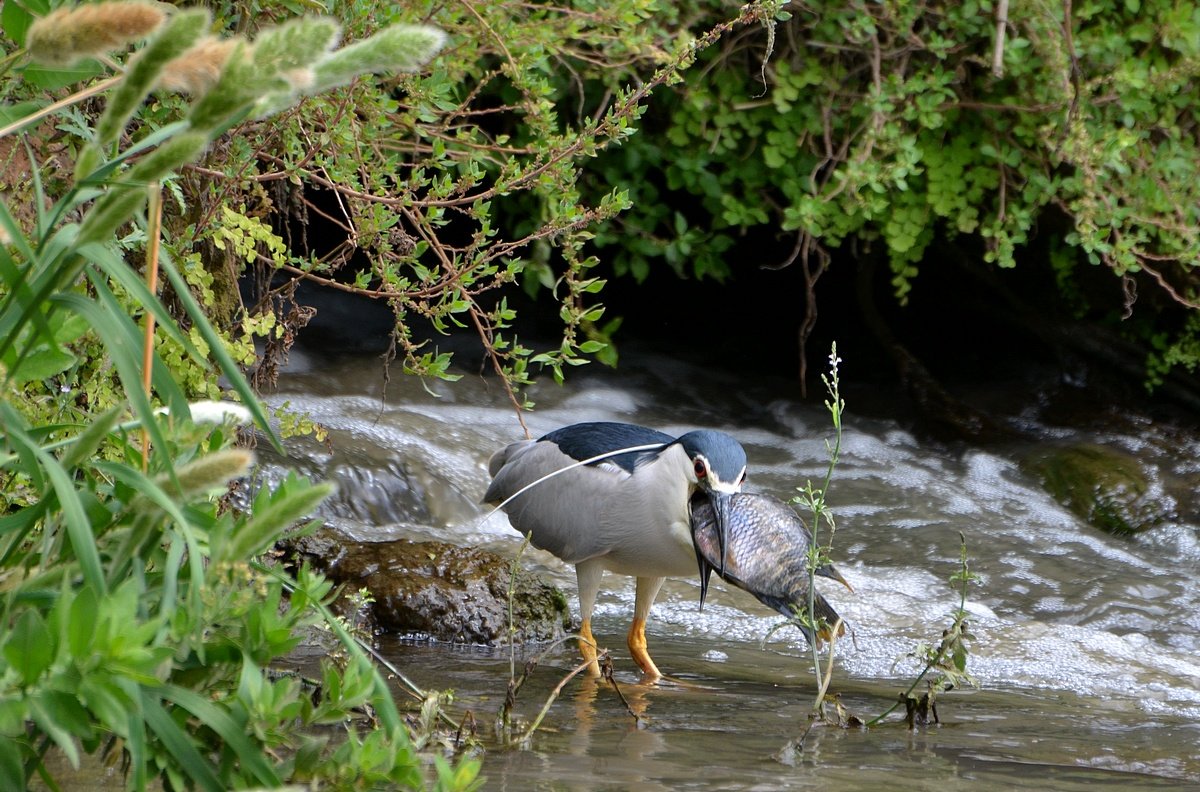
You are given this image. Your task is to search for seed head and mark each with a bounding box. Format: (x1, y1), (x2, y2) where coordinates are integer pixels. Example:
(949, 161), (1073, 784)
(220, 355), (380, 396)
(27, 2), (167, 66)
(166, 448), (256, 500)
(158, 36), (240, 94)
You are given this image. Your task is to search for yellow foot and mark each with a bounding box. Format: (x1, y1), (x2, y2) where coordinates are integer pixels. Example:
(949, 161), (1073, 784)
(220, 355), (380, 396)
(626, 617), (663, 682)
(579, 619), (601, 677)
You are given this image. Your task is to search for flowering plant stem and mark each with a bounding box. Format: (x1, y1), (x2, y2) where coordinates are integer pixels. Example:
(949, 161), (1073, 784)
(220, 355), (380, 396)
(798, 343), (844, 716)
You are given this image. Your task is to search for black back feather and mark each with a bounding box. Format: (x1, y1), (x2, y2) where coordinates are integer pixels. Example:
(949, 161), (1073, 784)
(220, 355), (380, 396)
(539, 422), (674, 472)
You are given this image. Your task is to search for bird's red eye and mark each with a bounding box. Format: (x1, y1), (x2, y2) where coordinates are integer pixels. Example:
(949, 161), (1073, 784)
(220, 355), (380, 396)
(693, 459), (706, 478)
(738, 471), (747, 486)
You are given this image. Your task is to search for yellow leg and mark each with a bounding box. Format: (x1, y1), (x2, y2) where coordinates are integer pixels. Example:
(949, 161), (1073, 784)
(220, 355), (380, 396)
(579, 618), (601, 677)
(626, 616), (662, 682)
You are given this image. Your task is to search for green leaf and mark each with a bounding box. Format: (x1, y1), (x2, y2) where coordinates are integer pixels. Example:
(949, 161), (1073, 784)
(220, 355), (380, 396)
(22, 59), (104, 90)
(39, 690), (92, 741)
(1, 1), (34, 47)
(0, 739), (23, 791)
(79, 676), (131, 733)
(58, 405), (123, 470)
(67, 585), (99, 657)
(141, 693), (224, 792)
(37, 442), (106, 595)
(161, 684), (282, 787)
(122, 692), (148, 792)
(5, 344), (75, 384)
(4, 609), (54, 685)
(29, 694), (79, 769)
(0, 101), (44, 127)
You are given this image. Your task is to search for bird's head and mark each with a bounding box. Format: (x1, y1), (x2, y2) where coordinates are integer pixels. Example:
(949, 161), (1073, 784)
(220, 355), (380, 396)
(676, 430), (746, 583)
(674, 429), (747, 496)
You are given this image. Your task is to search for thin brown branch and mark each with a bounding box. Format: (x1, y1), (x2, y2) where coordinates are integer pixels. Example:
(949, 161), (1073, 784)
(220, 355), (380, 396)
(992, 0), (1009, 77)
(0, 75), (121, 138)
(1140, 263), (1200, 310)
(469, 304), (529, 437)
(141, 183), (163, 471)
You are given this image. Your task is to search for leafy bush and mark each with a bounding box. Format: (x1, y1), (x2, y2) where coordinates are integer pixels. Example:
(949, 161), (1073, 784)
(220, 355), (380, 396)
(589, 0), (1200, 381)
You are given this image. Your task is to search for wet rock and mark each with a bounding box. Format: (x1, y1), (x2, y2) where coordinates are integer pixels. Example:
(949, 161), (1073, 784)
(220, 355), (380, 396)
(283, 529), (572, 644)
(1022, 444), (1168, 536)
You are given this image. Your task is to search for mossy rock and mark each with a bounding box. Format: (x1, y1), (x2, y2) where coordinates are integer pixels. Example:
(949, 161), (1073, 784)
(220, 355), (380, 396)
(1022, 444), (1165, 536)
(284, 529), (572, 644)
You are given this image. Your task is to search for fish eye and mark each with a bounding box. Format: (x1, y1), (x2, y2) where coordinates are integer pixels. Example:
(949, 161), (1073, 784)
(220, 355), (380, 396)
(693, 459), (706, 478)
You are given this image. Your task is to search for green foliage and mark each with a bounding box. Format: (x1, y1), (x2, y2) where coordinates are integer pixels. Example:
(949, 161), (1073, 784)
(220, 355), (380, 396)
(18, 0), (780, 410)
(587, 0), (1200, 380)
(0, 3), (482, 788)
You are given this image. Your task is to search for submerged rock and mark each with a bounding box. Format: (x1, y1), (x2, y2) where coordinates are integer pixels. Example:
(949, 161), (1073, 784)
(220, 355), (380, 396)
(283, 529), (572, 644)
(1023, 444), (1169, 536)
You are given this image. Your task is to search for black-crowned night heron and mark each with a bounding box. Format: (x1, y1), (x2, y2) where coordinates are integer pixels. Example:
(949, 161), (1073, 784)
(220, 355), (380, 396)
(484, 421), (747, 681)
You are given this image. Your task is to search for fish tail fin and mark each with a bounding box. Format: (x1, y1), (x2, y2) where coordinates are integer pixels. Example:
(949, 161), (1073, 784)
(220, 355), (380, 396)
(784, 590), (845, 647)
(811, 591), (846, 645)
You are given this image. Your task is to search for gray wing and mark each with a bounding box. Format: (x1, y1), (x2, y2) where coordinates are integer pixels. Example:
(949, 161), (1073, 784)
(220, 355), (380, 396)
(484, 438), (632, 563)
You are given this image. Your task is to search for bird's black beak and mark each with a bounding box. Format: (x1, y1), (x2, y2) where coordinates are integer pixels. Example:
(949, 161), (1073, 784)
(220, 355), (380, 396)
(689, 490), (734, 611)
(707, 490), (736, 580)
(695, 554), (713, 611)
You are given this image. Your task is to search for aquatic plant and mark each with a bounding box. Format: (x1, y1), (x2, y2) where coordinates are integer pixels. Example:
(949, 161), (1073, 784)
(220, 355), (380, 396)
(785, 348), (979, 734)
(791, 343), (848, 717)
(870, 533), (978, 728)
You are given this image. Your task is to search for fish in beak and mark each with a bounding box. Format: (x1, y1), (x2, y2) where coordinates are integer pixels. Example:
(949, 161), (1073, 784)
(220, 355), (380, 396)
(690, 492), (851, 646)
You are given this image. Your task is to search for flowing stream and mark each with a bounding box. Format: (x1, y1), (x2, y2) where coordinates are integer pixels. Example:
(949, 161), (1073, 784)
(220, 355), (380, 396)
(268, 344), (1200, 789)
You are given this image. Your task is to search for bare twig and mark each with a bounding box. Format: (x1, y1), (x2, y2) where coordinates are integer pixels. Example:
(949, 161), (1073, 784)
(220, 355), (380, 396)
(992, 0), (1009, 77)
(0, 76), (122, 139)
(516, 652), (608, 745)
(601, 654), (649, 729)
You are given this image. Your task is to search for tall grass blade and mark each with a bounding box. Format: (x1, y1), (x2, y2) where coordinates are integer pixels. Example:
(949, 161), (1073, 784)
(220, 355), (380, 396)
(77, 240), (201, 362)
(58, 405), (122, 469)
(34, 442), (106, 595)
(84, 270), (190, 417)
(50, 292), (177, 477)
(92, 459), (204, 612)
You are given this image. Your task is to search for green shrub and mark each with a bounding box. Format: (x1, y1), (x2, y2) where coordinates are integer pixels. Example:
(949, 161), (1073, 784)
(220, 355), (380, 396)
(0, 4), (483, 788)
